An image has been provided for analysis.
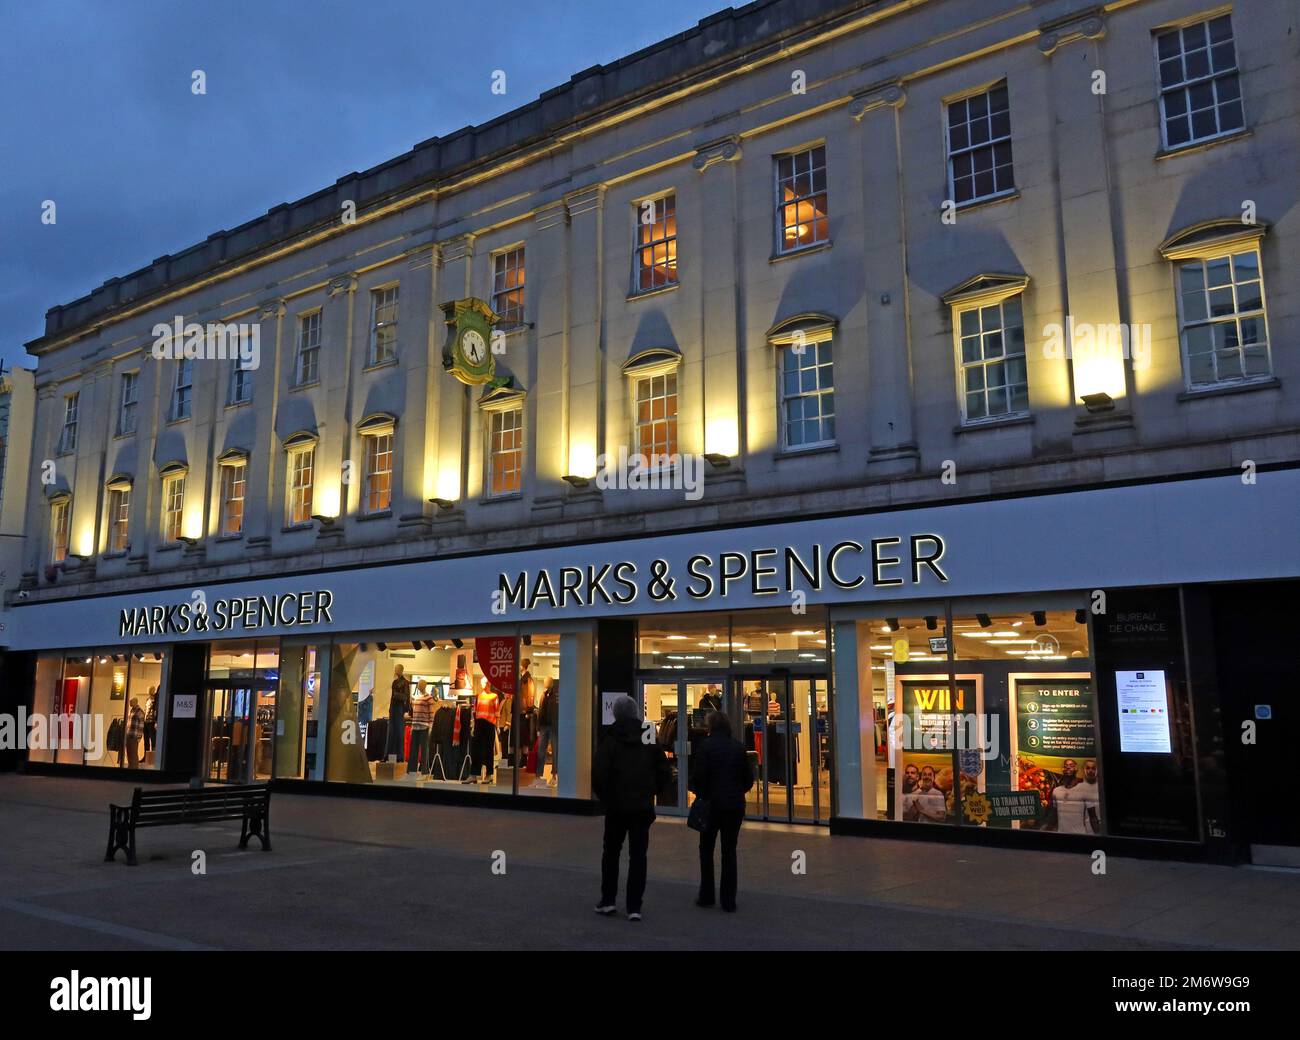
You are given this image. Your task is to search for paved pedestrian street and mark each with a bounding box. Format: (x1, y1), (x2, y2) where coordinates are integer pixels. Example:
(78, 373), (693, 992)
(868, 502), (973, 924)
(1, 776), (1296, 951)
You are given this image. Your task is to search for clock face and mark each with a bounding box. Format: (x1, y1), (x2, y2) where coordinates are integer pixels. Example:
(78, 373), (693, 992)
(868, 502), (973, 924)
(462, 329), (487, 365)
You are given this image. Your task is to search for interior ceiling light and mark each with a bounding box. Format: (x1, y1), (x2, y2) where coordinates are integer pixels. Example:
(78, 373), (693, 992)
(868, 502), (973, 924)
(886, 618), (900, 632)
(976, 613), (992, 628)
(924, 616), (938, 630)
(1075, 609), (1088, 624)
(1032, 611), (1048, 626)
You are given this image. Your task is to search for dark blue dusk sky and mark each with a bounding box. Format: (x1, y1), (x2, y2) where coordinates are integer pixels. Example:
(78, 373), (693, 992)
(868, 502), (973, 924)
(0, 0), (729, 370)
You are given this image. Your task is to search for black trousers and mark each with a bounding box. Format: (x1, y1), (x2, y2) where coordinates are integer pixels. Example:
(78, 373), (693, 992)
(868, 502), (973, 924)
(698, 808), (744, 910)
(600, 810), (655, 913)
(470, 721), (496, 778)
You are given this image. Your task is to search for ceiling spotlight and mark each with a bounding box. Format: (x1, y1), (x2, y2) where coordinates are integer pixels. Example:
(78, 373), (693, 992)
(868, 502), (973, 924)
(411, 641), (421, 650)
(1032, 611), (1047, 626)
(886, 618), (900, 632)
(376, 642), (387, 651)
(423, 640), (435, 650)
(924, 616), (937, 631)
(1075, 608), (1088, 625)
(976, 613), (992, 628)
(452, 638), (464, 649)
(359, 643), (369, 652)
(152, 653), (162, 661)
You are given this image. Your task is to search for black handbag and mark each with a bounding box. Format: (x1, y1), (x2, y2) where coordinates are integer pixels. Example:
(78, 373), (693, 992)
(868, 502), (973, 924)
(687, 796), (711, 833)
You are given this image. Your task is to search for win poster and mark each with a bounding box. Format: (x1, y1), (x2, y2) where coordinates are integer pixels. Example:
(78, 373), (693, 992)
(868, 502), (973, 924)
(894, 678), (983, 825)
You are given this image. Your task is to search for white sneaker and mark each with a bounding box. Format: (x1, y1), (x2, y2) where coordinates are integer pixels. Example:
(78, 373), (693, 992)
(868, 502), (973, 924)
(595, 904), (617, 915)
(530, 778), (549, 788)
(627, 912), (642, 922)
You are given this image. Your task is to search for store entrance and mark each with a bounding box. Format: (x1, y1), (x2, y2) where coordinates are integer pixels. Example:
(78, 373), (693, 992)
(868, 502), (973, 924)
(205, 685), (276, 784)
(637, 676), (829, 824)
(735, 676), (831, 824)
(639, 679), (735, 816)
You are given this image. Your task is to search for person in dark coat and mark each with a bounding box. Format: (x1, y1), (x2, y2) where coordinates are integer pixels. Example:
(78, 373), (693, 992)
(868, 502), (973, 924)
(689, 711), (755, 912)
(592, 694), (671, 921)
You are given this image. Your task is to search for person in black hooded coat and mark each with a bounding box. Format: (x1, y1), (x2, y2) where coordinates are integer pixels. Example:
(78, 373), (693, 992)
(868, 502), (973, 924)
(689, 711), (755, 912)
(592, 694), (670, 920)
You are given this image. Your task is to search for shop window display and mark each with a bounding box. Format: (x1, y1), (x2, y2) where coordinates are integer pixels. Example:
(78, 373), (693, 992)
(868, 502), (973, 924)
(863, 605), (1100, 834)
(324, 633), (561, 794)
(27, 649), (166, 768)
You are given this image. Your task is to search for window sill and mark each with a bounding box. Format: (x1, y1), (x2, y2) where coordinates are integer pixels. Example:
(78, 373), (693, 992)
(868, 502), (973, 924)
(480, 493), (523, 505)
(627, 283), (680, 302)
(282, 522), (315, 533)
(114, 429), (137, 440)
(953, 413), (1034, 435)
(225, 399), (252, 411)
(1177, 376), (1279, 402)
(1156, 128), (1252, 162)
(215, 534), (244, 543)
(775, 443), (839, 460)
(166, 416), (190, 427)
(363, 358), (399, 373)
(770, 241), (832, 265)
(156, 544), (181, 554)
(953, 189), (1020, 215)
(289, 379), (321, 393)
(355, 509), (392, 522)
(56, 448), (75, 458)
(103, 551), (129, 561)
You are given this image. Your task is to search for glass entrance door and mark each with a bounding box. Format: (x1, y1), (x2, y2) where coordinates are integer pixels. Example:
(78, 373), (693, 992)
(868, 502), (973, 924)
(736, 676), (830, 823)
(637, 679), (736, 815)
(206, 686), (277, 783)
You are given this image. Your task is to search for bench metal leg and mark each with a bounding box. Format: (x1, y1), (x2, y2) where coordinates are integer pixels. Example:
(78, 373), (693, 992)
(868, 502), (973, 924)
(239, 804), (272, 851)
(105, 807), (133, 864)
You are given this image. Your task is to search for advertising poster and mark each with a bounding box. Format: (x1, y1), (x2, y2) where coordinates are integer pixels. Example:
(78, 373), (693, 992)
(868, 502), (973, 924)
(1012, 677), (1101, 833)
(893, 678), (982, 824)
(474, 637), (517, 697)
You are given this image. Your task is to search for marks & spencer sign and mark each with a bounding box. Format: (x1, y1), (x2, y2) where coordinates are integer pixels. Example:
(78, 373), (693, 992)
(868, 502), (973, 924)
(496, 535), (948, 612)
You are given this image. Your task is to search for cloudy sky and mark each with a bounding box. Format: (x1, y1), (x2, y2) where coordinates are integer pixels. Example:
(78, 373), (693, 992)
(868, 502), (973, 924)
(0, 0), (728, 370)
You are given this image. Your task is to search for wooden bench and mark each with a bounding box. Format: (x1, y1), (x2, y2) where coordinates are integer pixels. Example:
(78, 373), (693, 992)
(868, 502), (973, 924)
(105, 783), (272, 866)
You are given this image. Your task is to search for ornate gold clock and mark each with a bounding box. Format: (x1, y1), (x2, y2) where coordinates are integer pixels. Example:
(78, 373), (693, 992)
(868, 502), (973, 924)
(441, 297), (499, 385)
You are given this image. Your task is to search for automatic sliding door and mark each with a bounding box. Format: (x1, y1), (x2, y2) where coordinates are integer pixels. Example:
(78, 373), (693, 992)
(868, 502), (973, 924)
(639, 681), (680, 810)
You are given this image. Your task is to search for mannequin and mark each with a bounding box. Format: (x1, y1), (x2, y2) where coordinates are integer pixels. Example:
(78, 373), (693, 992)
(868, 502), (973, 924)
(467, 675), (502, 783)
(408, 678), (434, 774)
(386, 663), (412, 763)
(143, 687), (158, 757)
